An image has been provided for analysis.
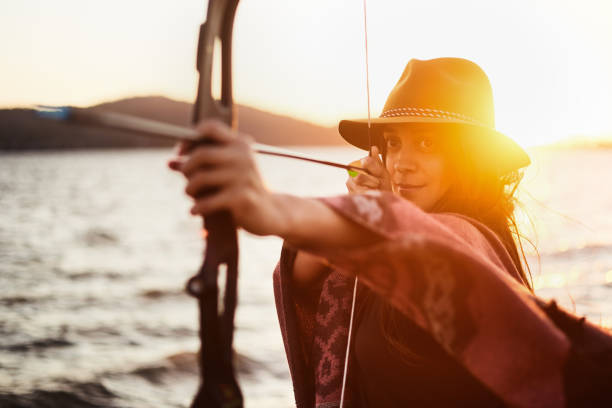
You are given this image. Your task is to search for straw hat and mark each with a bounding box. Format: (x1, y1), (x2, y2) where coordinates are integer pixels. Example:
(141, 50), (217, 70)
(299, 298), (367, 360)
(339, 58), (530, 174)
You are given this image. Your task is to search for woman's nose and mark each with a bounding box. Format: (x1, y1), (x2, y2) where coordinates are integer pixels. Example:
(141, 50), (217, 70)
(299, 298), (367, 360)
(394, 150), (418, 173)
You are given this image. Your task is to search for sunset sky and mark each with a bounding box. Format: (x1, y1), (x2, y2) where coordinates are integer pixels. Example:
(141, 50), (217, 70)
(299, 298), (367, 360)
(1, 0), (611, 147)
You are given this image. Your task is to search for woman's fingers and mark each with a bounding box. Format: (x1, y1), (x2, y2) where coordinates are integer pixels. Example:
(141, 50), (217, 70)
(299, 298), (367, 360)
(364, 146), (393, 191)
(345, 146), (392, 193)
(174, 119), (238, 157)
(184, 168), (237, 198)
(346, 177), (366, 194)
(167, 157), (185, 171)
(346, 175), (378, 194)
(168, 146), (237, 174)
(175, 140), (193, 156)
(175, 119), (254, 178)
(361, 148), (385, 177)
(179, 144), (248, 177)
(354, 173), (381, 188)
(189, 184), (238, 216)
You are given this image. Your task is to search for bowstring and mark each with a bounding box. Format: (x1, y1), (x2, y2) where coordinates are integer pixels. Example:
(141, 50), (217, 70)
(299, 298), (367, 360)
(339, 1), (371, 406)
(339, 275), (359, 408)
(363, 0), (373, 155)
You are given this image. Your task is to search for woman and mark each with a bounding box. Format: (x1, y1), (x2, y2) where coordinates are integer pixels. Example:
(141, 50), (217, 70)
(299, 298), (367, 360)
(169, 58), (612, 407)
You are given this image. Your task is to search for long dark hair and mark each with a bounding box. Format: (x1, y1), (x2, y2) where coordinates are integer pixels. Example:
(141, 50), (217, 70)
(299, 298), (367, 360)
(432, 126), (533, 290)
(376, 124), (534, 364)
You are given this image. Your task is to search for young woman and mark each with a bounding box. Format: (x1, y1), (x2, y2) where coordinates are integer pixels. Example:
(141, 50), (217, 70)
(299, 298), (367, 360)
(169, 58), (612, 407)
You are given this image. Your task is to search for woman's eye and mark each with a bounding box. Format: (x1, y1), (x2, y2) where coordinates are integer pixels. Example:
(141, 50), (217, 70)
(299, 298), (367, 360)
(386, 136), (401, 149)
(418, 137), (436, 152)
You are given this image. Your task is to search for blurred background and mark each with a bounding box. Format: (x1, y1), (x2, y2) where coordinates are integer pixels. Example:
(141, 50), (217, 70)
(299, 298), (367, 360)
(1, 0), (612, 406)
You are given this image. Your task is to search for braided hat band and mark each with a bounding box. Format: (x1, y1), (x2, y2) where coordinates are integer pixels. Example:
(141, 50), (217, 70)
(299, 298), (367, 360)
(380, 107), (487, 128)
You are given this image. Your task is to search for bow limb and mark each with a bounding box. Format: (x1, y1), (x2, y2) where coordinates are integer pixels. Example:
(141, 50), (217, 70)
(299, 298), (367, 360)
(186, 1), (242, 407)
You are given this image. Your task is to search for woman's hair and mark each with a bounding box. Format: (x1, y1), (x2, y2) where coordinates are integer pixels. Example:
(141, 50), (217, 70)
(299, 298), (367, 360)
(431, 125), (533, 290)
(377, 124), (534, 364)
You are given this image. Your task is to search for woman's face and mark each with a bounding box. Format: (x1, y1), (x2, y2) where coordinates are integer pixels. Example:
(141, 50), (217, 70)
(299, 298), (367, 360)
(384, 124), (453, 211)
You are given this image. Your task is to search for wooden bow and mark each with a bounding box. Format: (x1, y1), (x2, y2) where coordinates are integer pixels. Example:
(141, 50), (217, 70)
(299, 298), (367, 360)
(185, 0), (243, 407)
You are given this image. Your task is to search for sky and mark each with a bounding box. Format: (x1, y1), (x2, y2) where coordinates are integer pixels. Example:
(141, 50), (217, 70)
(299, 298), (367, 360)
(1, 0), (612, 147)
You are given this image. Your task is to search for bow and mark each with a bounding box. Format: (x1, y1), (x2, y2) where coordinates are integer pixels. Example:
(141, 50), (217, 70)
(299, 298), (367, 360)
(185, 2), (372, 407)
(185, 1), (243, 407)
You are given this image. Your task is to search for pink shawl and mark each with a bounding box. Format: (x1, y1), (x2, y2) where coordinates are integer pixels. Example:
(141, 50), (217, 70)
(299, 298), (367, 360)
(273, 192), (612, 408)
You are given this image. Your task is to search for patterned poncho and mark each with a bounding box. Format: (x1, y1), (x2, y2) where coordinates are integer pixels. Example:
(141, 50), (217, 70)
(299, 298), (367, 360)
(273, 192), (612, 408)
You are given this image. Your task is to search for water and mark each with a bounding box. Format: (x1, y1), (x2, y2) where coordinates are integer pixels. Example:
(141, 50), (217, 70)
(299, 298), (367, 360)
(1, 147), (611, 407)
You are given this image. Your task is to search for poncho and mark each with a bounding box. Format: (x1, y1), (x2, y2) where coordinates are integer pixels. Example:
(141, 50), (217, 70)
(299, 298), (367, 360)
(273, 192), (612, 408)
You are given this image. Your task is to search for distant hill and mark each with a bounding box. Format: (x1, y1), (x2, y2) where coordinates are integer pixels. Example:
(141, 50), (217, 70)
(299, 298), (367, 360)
(0, 96), (344, 150)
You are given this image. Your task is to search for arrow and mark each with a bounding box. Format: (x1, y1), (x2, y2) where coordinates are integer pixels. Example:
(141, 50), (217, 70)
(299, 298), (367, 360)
(36, 106), (370, 175)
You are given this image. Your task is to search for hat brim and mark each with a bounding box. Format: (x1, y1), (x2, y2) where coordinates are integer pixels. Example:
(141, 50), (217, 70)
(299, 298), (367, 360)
(338, 117), (531, 174)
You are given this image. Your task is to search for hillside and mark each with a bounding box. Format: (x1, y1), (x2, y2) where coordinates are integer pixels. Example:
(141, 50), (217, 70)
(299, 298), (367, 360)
(0, 96), (344, 150)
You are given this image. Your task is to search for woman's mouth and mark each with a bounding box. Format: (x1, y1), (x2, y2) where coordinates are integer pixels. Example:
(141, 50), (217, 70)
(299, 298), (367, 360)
(396, 183), (425, 190)
(395, 183), (425, 196)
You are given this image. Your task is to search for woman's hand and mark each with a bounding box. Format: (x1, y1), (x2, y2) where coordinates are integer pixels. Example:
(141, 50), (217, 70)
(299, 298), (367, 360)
(345, 146), (392, 194)
(167, 120), (287, 237)
(167, 120), (382, 250)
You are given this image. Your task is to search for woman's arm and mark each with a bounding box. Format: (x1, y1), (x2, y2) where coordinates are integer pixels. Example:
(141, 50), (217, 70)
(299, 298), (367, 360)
(168, 120), (382, 252)
(271, 194), (381, 249)
(264, 193), (381, 288)
(292, 251), (329, 288)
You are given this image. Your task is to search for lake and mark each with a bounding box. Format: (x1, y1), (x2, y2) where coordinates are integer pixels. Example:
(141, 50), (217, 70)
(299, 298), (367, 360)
(1, 147), (611, 407)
